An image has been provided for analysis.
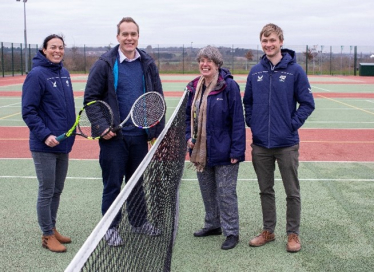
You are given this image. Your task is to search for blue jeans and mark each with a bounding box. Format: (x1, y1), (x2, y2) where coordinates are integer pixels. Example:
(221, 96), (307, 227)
(31, 151), (69, 236)
(99, 134), (148, 228)
(251, 144), (300, 235)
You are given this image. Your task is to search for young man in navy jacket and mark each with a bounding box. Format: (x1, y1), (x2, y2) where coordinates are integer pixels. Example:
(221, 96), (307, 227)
(243, 23), (315, 252)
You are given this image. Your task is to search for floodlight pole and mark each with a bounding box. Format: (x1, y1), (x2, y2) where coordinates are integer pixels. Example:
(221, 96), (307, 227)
(17, 0), (28, 74)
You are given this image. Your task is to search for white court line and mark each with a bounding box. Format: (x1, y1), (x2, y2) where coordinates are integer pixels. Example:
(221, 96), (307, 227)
(1, 175), (374, 182)
(0, 102), (21, 108)
(0, 175), (100, 180)
(182, 178), (374, 182)
(312, 85), (332, 92)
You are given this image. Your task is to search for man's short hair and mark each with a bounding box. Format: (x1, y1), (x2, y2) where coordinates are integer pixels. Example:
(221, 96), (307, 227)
(117, 17), (139, 35)
(260, 23), (284, 42)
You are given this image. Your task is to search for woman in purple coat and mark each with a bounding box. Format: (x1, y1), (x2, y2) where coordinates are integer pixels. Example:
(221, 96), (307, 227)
(185, 46), (246, 250)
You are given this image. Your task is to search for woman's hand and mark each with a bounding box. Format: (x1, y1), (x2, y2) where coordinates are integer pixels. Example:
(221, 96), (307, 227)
(187, 138), (195, 149)
(45, 135), (59, 147)
(231, 158), (238, 164)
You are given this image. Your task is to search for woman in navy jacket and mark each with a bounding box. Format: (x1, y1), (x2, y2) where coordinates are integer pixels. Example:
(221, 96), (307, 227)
(22, 34), (76, 253)
(186, 46), (245, 250)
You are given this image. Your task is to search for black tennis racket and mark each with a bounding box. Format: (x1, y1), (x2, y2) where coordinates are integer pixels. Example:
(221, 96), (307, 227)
(112, 91), (166, 132)
(56, 100), (114, 142)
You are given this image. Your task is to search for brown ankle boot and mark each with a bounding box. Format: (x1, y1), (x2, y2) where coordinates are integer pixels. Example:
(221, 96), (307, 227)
(42, 234), (67, 252)
(53, 228), (72, 244)
(287, 233), (301, 252)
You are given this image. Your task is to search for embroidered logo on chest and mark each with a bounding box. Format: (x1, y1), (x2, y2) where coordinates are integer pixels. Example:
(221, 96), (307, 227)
(257, 75), (263, 82)
(279, 75), (286, 82)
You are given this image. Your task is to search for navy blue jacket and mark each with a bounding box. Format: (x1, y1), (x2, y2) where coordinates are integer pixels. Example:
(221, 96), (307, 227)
(84, 45), (165, 140)
(185, 68), (246, 166)
(243, 49), (315, 148)
(22, 50), (76, 153)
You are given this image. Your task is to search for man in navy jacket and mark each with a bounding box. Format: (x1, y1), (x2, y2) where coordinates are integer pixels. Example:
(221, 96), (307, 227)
(84, 17), (165, 246)
(243, 23), (315, 253)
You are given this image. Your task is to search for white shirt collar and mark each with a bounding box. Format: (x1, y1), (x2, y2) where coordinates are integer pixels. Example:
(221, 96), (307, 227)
(118, 48), (141, 63)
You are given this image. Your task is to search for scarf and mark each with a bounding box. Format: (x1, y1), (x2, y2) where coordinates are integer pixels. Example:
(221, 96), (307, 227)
(190, 73), (219, 172)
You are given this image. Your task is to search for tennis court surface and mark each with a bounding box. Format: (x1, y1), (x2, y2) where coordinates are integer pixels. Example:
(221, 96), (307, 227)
(1, 74), (374, 271)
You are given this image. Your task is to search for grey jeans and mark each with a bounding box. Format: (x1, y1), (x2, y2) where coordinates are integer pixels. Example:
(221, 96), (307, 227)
(251, 144), (300, 235)
(32, 151), (69, 236)
(197, 163), (240, 237)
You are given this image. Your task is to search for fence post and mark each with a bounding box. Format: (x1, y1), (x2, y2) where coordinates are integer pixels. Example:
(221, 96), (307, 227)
(28, 44), (31, 74)
(21, 43), (24, 76)
(182, 44), (184, 74)
(330, 46), (332, 75)
(305, 45), (308, 75)
(231, 45), (234, 74)
(84, 44), (87, 74)
(353, 46), (357, 76)
(158, 44), (160, 71)
(12, 43), (15, 77)
(1, 42), (4, 77)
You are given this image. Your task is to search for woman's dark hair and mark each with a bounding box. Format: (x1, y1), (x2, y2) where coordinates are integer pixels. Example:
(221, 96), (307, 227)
(42, 34), (65, 50)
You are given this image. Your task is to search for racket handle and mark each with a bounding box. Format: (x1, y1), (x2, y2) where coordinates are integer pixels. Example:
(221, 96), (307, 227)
(111, 125), (122, 133)
(55, 134), (67, 142)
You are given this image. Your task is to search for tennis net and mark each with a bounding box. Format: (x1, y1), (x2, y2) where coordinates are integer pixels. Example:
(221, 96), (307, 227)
(65, 91), (188, 272)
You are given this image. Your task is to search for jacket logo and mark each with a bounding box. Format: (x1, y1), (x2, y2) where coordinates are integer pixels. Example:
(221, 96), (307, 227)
(217, 98), (223, 101)
(66, 80), (70, 87)
(257, 75), (263, 82)
(279, 75), (286, 82)
(52, 81), (57, 87)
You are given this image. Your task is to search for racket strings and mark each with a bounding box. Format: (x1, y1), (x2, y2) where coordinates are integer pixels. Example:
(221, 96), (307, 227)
(131, 93), (165, 128)
(79, 101), (113, 138)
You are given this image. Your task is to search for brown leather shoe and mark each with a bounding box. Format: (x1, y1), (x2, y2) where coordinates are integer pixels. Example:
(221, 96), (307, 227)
(287, 233), (301, 252)
(53, 228), (71, 244)
(42, 235), (67, 253)
(249, 230), (275, 247)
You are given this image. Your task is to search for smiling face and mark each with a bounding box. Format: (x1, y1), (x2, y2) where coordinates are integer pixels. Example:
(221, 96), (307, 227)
(42, 38), (64, 64)
(261, 32), (283, 61)
(199, 57), (219, 82)
(117, 21), (139, 59)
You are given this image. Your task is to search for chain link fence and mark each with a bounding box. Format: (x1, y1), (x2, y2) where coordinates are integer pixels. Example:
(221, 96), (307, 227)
(1, 42), (373, 76)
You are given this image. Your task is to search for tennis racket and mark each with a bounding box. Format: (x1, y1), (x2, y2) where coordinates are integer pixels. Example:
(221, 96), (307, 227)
(112, 91), (166, 132)
(56, 100), (114, 142)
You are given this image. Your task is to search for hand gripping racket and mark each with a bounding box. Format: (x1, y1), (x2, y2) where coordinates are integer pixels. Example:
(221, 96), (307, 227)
(112, 91), (166, 132)
(56, 100), (114, 142)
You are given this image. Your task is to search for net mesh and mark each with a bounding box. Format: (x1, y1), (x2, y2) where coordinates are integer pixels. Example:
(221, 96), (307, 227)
(66, 91), (187, 272)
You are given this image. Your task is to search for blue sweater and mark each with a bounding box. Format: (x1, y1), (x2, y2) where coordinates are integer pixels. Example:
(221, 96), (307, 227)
(117, 59), (145, 135)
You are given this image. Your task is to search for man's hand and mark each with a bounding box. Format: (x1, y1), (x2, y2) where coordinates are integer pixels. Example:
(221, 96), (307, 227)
(102, 128), (116, 140)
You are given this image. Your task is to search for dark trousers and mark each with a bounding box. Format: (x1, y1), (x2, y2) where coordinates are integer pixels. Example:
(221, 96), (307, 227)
(251, 144), (300, 235)
(99, 134), (148, 228)
(32, 152), (69, 236)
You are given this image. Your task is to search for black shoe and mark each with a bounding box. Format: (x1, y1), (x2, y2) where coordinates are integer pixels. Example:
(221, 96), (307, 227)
(193, 227), (222, 237)
(221, 235), (239, 250)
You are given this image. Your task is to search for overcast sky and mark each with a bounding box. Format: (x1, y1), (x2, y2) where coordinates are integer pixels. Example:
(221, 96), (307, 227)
(2, 0), (373, 49)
